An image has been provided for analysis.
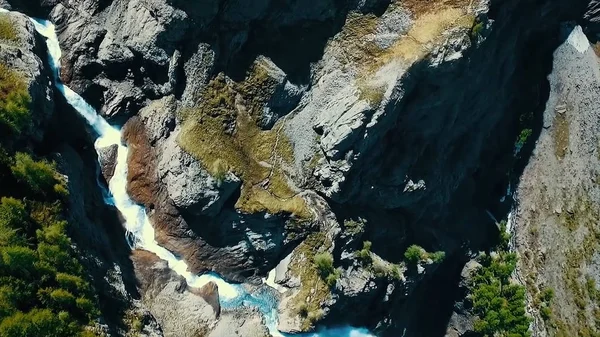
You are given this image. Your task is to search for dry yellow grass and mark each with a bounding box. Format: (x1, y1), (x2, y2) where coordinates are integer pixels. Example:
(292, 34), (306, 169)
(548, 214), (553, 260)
(0, 14), (18, 43)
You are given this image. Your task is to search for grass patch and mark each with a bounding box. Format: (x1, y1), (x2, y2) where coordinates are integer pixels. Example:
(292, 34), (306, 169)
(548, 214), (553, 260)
(553, 108), (569, 159)
(0, 14), (18, 43)
(372, 8), (474, 70)
(334, 1), (475, 76)
(546, 195), (600, 336)
(0, 64), (31, 137)
(178, 70), (310, 218)
(288, 233), (334, 331)
(357, 80), (386, 107)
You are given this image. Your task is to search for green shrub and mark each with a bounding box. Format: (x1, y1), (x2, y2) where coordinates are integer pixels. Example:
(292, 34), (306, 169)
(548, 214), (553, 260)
(1, 246), (37, 277)
(0, 15), (18, 42)
(0, 198), (29, 246)
(0, 308), (78, 337)
(471, 252), (531, 337)
(429, 251), (446, 263)
(498, 220), (511, 250)
(38, 288), (76, 311)
(471, 21), (484, 39)
(0, 64), (30, 135)
(540, 306), (552, 321)
(343, 218), (366, 236)
(313, 252), (340, 287)
(404, 245), (426, 264)
(515, 128), (533, 150)
(11, 153), (63, 196)
(355, 241), (373, 264)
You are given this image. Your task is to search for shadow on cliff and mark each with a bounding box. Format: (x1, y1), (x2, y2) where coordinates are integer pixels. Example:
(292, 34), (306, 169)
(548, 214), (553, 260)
(175, 0), (392, 89)
(327, 0), (588, 335)
(43, 91), (141, 334)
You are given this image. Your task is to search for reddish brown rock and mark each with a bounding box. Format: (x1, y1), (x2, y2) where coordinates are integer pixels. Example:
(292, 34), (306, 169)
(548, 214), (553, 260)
(122, 116), (159, 208)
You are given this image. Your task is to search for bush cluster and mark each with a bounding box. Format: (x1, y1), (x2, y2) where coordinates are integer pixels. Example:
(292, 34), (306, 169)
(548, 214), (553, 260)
(403, 244), (446, 265)
(0, 60), (98, 336)
(470, 252), (531, 336)
(313, 252), (341, 287)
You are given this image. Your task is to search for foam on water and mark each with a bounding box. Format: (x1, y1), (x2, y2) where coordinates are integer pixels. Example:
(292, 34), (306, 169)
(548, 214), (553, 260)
(22, 13), (375, 337)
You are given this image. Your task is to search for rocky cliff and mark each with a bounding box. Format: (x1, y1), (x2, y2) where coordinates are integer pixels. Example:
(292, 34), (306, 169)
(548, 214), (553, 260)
(3, 0), (600, 336)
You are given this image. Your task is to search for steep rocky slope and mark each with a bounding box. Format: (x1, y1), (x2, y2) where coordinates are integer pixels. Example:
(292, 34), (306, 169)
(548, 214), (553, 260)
(3, 0), (600, 336)
(512, 25), (600, 337)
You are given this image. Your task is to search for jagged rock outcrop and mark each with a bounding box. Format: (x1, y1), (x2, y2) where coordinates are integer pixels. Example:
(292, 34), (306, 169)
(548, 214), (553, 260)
(444, 260), (480, 337)
(0, 11), (54, 142)
(98, 143), (118, 182)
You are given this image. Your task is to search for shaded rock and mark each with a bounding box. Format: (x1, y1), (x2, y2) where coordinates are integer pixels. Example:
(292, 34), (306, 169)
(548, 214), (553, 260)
(254, 56), (305, 129)
(180, 43), (215, 107)
(98, 144), (118, 182)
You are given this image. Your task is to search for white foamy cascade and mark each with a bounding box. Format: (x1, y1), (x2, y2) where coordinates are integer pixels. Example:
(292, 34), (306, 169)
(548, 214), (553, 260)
(20, 13), (375, 337)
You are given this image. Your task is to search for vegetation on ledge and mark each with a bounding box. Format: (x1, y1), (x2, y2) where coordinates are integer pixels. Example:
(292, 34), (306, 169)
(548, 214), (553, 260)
(288, 233), (334, 331)
(403, 244), (445, 265)
(0, 62), (99, 336)
(177, 66), (310, 219)
(0, 64), (31, 137)
(0, 14), (18, 43)
(469, 222), (531, 337)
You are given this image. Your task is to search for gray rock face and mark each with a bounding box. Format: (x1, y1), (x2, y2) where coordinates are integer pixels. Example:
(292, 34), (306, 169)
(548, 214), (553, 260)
(0, 12), (54, 142)
(512, 24), (600, 336)
(208, 307), (269, 337)
(157, 132), (241, 217)
(98, 144), (118, 182)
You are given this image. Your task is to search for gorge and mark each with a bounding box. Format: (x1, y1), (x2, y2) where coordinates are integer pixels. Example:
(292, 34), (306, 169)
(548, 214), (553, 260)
(0, 0), (600, 336)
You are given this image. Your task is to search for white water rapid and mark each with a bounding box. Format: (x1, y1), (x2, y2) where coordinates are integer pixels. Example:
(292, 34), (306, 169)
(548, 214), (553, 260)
(10, 10), (376, 337)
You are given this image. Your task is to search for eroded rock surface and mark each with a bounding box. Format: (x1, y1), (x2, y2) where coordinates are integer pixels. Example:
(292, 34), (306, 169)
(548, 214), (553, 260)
(512, 25), (600, 336)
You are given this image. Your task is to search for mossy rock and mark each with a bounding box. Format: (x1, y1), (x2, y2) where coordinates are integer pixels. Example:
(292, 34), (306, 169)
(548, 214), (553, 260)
(178, 69), (310, 219)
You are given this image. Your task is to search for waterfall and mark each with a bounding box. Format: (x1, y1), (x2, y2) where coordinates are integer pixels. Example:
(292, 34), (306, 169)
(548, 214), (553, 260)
(5, 9), (376, 337)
